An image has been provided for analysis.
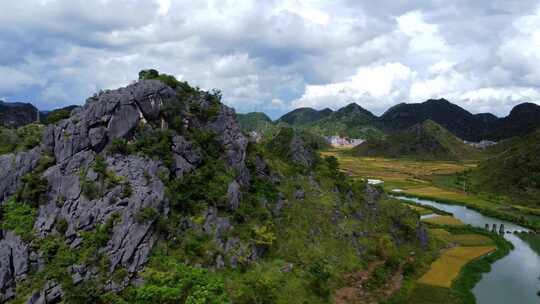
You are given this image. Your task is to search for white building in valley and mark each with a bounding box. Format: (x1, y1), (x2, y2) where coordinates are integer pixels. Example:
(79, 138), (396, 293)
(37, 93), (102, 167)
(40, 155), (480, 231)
(325, 135), (364, 148)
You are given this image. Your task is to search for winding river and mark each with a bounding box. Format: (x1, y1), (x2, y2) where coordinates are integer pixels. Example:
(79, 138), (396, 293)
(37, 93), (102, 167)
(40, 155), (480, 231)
(394, 196), (540, 304)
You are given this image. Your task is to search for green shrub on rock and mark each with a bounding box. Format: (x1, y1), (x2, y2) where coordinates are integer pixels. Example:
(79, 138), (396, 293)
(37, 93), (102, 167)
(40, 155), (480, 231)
(135, 207), (159, 223)
(0, 199), (37, 241)
(16, 173), (49, 207)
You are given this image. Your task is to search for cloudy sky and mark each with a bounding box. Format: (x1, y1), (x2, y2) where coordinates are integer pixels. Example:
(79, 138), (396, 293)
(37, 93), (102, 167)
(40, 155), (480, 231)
(1, 0), (540, 118)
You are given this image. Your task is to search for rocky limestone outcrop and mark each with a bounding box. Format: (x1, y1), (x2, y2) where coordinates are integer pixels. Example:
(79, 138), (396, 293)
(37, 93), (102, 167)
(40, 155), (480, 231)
(0, 148), (42, 203)
(206, 105), (249, 184)
(290, 133), (315, 167)
(41, 80), (178, 163)
(0, 79), (250, 302)
(0, 232), (29, 302)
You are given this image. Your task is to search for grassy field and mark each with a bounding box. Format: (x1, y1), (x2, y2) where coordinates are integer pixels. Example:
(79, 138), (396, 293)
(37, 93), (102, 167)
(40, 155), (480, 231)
(320, 152), (470, 185)
(422, 215), (465, 226)
(429, 229), (494, 247)
(406, 284), (462, 304)
(418, 246), (496, 288)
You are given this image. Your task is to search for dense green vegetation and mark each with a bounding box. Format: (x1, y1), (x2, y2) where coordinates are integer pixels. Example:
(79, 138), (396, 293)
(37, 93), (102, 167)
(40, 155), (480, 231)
(0, 123), (43, 154)
(517, 233), (540, 255)
(0, 199), (37, 241)
(99, 124), (432, 303)
(41, 105), (78, 125)
(235, 112), (276, 134)
(351, 120), (479, 160)
(471, 129), (540, 207)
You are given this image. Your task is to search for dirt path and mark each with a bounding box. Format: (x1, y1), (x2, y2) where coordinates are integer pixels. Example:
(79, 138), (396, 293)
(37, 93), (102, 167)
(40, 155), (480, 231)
(333, 261), (404, 304)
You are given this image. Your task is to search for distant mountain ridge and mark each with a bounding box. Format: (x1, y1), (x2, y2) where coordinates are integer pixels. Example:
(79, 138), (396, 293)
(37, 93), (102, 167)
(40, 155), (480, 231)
(380, 98), (540, 141)
(5, 96), (540, 142)
(1, 101), (79, 128)
(276, 107), (333, 125)
(297, 103), (384, 139)
(0, 100), (39, 128)
(238, 99), (540, 142)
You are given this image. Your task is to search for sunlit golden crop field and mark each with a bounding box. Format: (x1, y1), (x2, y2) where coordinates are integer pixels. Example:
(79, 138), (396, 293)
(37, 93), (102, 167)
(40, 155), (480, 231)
(418, 246), (496, 287)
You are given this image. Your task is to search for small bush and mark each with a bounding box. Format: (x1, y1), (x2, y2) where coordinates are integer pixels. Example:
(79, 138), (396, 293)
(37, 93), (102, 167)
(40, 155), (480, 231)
(252, 224), (276, 246)
(17, 123), (43, 150)
(93, 155), (107, 177)
(134, 128), (174, 168)
(138, 69), (159, 80)
(16, 173), (49, 207)
(136, 207), (159, 223)
(307, 260), (332, 297)
(112, 267), (129, 284)
(0, 200), (37, 241)
(191, 130), (222, 159)
(166, 159), (233, 214)
(81, 177), (100, 200)
(121, 182), (133, 199)
(108, 138), (133, 155)
(43, 108), (72, 125)
(63, 279), (100, 304)
(56, 217), (69, 234)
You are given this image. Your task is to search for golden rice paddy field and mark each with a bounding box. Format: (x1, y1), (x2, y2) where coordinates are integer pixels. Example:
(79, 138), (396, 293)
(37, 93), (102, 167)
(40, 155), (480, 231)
(321, 150), (540, 223)
(418, 246), (496, 288)
(406, 204), (433, 215)
(320, 152), (471, 184)
(422, 215), (465, 226)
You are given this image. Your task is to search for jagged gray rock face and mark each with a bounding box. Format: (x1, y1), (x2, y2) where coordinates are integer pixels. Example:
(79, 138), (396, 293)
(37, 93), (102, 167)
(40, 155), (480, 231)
(26, 281), (63, 304)
(0, 79), (250, 302)
(0, 147), (42, 203)
(171, 135), (201, 178)
(365, 184), (382, 207)
(290, 133), (314, 167)
(42, 80), (178, 163)
(206, 103), (249, 185)
(416, 223), (429, 248)
(0, 232), (29, 302)
(227, 180), (241, 210)
(37, 153), (167, 275)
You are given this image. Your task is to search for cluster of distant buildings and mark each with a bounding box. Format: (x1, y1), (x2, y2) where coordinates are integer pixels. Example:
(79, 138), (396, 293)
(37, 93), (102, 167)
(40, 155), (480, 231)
(463, 140), (497, 149)
(325, 135), (364, 148)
